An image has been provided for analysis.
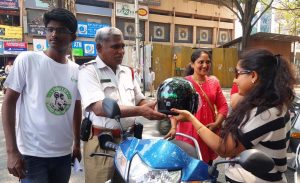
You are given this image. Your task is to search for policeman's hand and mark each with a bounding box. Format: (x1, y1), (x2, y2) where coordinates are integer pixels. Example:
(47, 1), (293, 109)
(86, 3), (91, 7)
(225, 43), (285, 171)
(7, 150), (25, 179)
(140, 101), (166, 120)
(72, 145), (82, 163)
(143, 100), (156, 109)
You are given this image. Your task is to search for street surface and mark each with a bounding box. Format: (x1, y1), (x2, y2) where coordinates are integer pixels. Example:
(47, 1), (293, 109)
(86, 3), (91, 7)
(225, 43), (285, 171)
(0, 87), (299, 183)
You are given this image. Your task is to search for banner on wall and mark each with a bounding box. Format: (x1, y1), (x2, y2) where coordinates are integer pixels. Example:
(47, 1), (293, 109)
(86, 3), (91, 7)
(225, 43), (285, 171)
(33, 39), (47, 51)
(28, 24), (46, 36)
(4, 42), (27, 55)
(0, 24), (22, 40)
(78, 21), (109, 38)
(82, 41), (96, 56)
(72, 41), (84, 56)
(0, 0), (18, 10)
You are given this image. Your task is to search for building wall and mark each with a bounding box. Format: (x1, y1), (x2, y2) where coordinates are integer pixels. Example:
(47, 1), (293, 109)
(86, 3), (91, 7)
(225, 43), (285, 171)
(248, 39), (291, 61)
(150, 0), (234, 20)
(20, 0), (236, 48)
(16, 0), (236, 81)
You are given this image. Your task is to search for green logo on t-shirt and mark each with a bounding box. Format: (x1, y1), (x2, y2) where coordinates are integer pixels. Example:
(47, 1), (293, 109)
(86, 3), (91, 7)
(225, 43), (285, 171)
(46, 86), (72, 115)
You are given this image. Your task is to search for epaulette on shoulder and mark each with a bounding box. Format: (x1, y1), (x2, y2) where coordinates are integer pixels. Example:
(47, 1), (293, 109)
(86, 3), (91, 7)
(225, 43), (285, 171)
(121, 65), (134, 81)
(79, 60), (96, 70)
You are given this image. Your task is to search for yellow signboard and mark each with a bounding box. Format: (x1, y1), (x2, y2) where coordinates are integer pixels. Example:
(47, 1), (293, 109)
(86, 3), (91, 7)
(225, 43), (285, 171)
(0, 24), (22, 40)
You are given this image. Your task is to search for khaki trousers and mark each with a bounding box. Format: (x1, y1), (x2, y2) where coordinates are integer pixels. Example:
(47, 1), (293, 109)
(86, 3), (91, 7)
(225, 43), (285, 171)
(83, 135), (119, 183)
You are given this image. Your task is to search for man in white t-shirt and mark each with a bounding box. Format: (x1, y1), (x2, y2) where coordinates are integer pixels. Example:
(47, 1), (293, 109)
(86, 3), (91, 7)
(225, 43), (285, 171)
(2, 8), (82, 183)
(149, 67), (155, 97)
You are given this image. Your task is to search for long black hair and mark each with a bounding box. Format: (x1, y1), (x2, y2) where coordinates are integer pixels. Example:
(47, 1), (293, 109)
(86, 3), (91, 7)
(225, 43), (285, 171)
(185, 49), (212, 76)
(221, 48), (295, 149)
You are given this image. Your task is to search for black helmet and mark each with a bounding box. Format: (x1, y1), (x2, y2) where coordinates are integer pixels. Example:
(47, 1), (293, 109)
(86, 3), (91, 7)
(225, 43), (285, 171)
(157, 77), (200, 115)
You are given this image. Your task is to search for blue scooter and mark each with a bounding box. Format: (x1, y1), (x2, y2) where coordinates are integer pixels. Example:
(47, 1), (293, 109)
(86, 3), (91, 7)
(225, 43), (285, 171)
(91, 98), (275, 183)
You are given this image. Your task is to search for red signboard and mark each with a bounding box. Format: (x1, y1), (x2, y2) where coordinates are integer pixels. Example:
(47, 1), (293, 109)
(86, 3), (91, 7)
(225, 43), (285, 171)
(4, 42), (27, 55)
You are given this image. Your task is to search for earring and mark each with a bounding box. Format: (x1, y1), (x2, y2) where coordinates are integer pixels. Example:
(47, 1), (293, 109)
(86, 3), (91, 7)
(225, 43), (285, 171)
(252, 80), (255, 84)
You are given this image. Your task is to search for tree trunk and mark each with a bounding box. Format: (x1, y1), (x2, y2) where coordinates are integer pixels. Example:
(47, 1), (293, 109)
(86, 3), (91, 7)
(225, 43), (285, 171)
(241, 19), (252, 50)
(64, 0), (76, 15)
(240, 0), (257, 50)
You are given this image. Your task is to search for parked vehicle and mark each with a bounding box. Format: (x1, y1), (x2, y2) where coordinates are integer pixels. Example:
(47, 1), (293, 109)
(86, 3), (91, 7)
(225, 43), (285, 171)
(287, 95), (300, 183)
(91, 97), (274, 183)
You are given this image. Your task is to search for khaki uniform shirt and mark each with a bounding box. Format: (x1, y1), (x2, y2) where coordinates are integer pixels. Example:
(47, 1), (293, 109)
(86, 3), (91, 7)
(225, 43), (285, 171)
(78, 56), (145, 129)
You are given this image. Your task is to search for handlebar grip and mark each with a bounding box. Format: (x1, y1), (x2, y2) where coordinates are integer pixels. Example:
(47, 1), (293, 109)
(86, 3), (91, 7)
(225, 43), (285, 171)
(104, 141), (119, 151)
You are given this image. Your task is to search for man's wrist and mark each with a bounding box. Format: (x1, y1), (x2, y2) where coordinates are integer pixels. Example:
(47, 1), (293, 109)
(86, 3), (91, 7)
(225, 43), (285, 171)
(74, 140), (80, 147)
(6, 146), (19, 154)
(135, 105), (143, 116)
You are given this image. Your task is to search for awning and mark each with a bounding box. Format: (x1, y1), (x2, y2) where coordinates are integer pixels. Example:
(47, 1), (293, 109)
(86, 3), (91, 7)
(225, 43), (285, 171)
(221, 32), (300, 47)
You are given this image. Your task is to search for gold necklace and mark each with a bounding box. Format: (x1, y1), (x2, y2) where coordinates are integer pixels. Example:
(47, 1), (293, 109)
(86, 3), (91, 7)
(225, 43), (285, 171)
(192, 75), (206, 84)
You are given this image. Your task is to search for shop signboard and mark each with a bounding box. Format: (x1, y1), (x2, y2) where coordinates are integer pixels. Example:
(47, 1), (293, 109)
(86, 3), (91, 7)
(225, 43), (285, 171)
(4, 42), (27, 55)
(82, 41), (96, 56)
(116, 2), (148, 20)
(28, 24), (46, 36)
(0, 0), (18, 10)
(72, 41), (83, 56)
(0, 41), (3, 55)
(0, 24), (22, 40)
(33, 39), (47, 51)
(77, 21), (109, 38)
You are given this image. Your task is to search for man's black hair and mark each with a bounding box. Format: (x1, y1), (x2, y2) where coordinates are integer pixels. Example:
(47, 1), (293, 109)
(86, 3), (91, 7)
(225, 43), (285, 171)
(43, 8), (77, 34)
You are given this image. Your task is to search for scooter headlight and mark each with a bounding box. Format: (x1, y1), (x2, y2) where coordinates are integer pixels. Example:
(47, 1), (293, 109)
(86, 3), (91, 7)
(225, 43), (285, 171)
(128, 154), (181, 183)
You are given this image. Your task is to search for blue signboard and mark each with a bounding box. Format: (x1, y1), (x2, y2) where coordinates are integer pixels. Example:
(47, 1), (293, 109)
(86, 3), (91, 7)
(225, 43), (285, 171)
(78, 21), (109, 38)
(82, 41), (96, 56)
(72, 41), (83, 49)
(0, 41), (3, 55)
(72, 41), (84, 56)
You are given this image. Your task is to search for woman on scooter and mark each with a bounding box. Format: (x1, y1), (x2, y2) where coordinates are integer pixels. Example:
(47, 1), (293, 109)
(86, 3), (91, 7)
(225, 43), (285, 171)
(170, 48), (295, 183)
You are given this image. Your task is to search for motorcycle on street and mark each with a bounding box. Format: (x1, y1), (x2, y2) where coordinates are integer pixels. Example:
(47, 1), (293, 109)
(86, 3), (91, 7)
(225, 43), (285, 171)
(286, 95), (300, 182)
(91, 97), (275, 183)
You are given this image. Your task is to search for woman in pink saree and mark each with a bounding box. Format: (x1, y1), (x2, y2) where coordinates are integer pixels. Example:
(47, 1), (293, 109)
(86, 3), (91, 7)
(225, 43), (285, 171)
(165, 49), (228, 164)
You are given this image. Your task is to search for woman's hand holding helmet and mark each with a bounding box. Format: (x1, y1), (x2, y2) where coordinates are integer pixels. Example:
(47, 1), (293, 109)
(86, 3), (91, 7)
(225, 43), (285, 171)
(170, 108), (193, 122)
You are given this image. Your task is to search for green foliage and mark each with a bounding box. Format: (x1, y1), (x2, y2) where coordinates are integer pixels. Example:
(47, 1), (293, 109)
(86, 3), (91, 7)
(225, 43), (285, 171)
(220, 0), (274, 49)
(274, 0), (300, 35)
